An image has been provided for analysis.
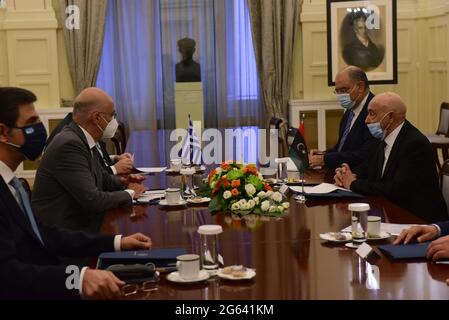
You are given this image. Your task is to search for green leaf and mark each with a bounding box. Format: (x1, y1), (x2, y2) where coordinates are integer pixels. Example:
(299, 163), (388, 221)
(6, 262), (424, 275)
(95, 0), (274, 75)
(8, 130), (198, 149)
(227, 169), (244, 181)
(208, 196), (223, 213)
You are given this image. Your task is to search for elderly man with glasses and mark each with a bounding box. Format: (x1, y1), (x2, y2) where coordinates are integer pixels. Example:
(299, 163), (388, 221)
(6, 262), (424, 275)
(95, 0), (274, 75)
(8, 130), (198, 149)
(309, 66), (378, 171)
(32, 88), (147, 235)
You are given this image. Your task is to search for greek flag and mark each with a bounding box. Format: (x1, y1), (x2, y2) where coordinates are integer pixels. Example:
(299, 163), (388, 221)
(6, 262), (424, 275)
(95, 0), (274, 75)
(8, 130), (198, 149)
(179, 115), (202, 165)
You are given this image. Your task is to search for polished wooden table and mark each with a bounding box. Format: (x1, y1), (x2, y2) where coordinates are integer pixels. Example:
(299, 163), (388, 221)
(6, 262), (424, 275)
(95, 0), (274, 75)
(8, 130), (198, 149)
(101, 130), (449, 300)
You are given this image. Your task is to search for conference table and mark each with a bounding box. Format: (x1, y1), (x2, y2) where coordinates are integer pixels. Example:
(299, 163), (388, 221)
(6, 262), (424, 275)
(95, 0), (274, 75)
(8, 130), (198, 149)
(101, 130), (449, 300)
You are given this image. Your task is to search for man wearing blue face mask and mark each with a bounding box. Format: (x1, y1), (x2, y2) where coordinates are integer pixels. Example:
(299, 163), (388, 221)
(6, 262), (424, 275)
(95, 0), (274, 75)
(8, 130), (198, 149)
(32, 88), (147, 235)
(335, 92), (448, 223)
(0, 87), (153, 299)
(309, 66), (377, 171)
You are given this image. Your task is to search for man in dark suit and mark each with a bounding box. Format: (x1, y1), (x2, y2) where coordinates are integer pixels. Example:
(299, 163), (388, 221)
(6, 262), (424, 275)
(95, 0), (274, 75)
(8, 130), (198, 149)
(0, 87), (152, 299)
(32, 88), (147, 234)
(309, 66), (378, 171)
(335, 92), (448, 223)
(45, 112), (134, 175)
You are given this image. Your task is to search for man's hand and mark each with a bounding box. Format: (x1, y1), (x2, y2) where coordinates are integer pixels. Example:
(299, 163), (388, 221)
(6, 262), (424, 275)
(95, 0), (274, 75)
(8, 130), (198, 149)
(127, 183), (147, 199)
(120, 174), (146, 187)
(334, 163), (356, 189)
(393, 225), (439, 245)
(121, 233), (152, 250)
(117, 153), (133, 161)
(309, 150), (325, 168)
(427, 235), (449, 261)
(114, 158), (134, 175)
(82, 269), (125, 300)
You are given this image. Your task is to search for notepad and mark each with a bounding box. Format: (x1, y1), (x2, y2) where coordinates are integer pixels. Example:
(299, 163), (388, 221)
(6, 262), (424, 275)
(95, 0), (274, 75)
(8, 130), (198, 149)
(377, 243), (430, 260)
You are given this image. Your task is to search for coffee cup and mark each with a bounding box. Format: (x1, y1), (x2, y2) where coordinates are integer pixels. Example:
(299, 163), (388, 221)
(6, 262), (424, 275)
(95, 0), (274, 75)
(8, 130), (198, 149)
(176, 254), (200, 280)
(170, 159), (182, 171)
(165, 188), (182, 204)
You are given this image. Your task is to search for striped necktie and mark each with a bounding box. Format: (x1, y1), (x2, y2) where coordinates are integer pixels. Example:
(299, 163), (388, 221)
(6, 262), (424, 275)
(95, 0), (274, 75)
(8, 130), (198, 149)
(337, 111), (355, 152)
(10, 177), (44, 245)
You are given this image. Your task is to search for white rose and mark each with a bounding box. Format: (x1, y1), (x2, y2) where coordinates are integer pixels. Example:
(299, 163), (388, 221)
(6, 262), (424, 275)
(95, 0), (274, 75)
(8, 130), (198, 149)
(238, 199), (247, 206)
(282, 202), (290, 209)
(266, 191), (274, 198)
(253, 197), (260, 205)
(231, 203), (241, 211)
(269, 205), (277, 213)
(245, 184), (257, 196)
(278, 206), (285, 212)
(223, 191), (232, 199)
(215, 167), (223, 175)
(261, 200), (270, 212)
(272, 192), (283, 203)
(258, 173), (264, 181)
(248, 199), (256, 209)
(258, 191), (267, 199)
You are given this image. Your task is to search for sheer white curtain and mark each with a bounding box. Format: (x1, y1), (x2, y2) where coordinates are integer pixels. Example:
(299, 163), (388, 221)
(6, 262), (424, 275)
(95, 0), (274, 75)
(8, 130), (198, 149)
(97, 0), (262, 130)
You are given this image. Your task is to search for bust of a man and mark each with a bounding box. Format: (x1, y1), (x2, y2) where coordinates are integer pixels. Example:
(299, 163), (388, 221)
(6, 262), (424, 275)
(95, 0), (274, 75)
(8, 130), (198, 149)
(176, 38), (201, 82)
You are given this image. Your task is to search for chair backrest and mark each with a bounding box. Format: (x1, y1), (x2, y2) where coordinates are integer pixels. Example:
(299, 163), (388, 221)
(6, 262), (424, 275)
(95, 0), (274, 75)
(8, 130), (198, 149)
(440, 160), (449, 211)
(436, 102), (449, 136)
(111, 121), (127, 155)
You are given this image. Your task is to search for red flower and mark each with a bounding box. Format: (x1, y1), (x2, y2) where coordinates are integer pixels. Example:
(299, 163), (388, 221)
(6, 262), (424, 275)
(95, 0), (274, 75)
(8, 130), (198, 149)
(221, 162), (231, 171)
(208, 169), (217, 184)
(231, 188), (239, 197)
(232, 179), (241, 188)
(264, 183), (272, 191)
(223, 178), (230, 188)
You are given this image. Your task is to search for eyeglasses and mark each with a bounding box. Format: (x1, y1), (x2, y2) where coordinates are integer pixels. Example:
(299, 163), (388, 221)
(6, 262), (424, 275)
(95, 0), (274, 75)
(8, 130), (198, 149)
(122, 279), (159, 297)
(99, 111), (117, 119)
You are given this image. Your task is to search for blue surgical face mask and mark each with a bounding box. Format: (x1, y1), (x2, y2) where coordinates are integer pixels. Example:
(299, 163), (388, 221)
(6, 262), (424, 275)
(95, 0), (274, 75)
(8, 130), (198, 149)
(336, 93), (354, 110)
(6, 122), (48, 160)
(367, 112), (392, 140)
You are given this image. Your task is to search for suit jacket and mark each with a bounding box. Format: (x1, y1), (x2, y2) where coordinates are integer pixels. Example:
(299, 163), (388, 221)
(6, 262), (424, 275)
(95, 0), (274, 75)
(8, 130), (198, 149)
(0, 176), (115, 299)
(437, 222), (449, 237)
(324, 92), (378, 170)
(351, 120), (448, 223)
(32, 122), (132, 234)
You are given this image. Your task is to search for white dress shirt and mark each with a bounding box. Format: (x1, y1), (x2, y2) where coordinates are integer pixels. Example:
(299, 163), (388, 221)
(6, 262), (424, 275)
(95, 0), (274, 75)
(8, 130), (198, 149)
(349, 92), (369, 130)
(0, 159), (122, 297)
(382, 122), (405, 176)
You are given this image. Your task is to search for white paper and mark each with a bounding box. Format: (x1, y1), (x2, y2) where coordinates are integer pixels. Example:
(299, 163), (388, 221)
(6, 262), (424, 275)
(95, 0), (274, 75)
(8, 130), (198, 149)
(290, 183), (351, 194)
(341, 223), (418, 236)
(136, 167), (167, 174)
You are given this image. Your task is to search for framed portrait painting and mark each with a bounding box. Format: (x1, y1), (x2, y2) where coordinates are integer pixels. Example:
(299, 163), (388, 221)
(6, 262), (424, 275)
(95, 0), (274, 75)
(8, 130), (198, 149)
(327, 0), (397, 85)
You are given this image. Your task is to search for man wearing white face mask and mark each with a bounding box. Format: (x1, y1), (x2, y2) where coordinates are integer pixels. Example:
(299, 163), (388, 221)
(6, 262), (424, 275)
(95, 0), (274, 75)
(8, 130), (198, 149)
(309, 66), (377, 170)
(334, 92), (448, 223)
(32, 88), (147, 234)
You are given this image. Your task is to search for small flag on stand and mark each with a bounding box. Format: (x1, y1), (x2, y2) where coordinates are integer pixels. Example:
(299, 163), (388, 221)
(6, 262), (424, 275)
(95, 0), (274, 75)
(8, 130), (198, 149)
(179, 114), (202, 166)
(298, 113), (306, 143)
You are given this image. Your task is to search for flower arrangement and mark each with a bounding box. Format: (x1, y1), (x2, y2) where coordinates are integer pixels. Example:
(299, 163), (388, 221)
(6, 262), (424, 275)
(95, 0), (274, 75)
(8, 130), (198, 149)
(202, 162), (290, 217)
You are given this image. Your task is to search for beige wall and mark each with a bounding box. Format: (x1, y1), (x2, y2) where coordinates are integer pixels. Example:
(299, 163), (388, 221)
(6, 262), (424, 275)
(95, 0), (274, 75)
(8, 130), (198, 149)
(294, 0), (449, 134)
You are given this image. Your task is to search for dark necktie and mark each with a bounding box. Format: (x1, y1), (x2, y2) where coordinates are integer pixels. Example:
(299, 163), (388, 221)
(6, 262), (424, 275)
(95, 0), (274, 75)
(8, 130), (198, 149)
(10, 177), (44, 245)
(338, 111), (355, 152)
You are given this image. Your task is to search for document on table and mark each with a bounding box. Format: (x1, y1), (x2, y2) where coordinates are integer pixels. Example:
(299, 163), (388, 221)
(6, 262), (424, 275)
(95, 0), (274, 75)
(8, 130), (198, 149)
(290, 183), (351, 194)
(135, 167), (167, 174)
(341, 223), (418, 236)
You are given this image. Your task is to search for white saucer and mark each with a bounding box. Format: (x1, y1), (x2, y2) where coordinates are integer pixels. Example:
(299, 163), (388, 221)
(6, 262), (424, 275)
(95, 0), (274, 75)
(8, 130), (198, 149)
(187, 197), (211, 204)
(167, 270), (210, 283)
(345, 242), (362, 249)
(217, 268), (256, 281)
(166, 168), (181, 174)
(367, 231), (391, 240)
(159, 199), (187, 206)
(320, 232), (352, 243)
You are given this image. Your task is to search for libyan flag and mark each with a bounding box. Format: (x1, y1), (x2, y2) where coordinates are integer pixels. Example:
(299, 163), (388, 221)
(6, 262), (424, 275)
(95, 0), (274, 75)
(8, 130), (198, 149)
(288, 129), (309, 174)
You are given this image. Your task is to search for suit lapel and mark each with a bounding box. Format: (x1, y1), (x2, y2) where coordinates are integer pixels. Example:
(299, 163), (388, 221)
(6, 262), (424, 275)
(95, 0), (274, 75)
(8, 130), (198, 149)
(340, 92), (374, 146)
(0, 177), (43, 243)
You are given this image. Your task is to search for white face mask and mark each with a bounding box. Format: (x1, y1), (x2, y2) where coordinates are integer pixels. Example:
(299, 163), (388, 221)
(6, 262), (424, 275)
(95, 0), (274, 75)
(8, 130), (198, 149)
(98, 115), (118, 139)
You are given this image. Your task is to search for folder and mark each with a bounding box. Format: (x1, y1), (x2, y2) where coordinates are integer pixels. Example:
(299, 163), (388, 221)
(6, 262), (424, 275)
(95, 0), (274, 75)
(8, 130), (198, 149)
(97, 248), (187, 269)
(377, 243), (429, 260)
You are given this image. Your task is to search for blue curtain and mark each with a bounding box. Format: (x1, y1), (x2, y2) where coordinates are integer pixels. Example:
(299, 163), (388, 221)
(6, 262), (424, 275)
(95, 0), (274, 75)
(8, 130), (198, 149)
(97, 0), (262, 130)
